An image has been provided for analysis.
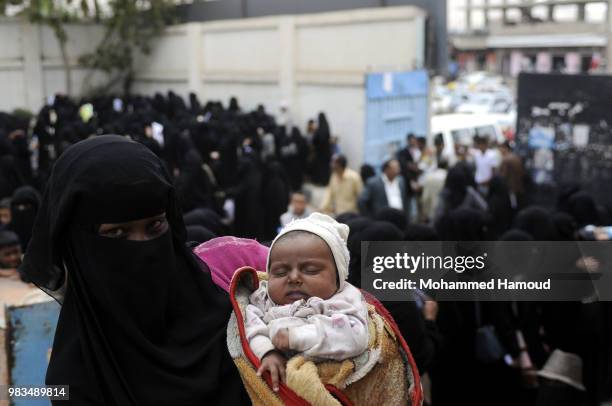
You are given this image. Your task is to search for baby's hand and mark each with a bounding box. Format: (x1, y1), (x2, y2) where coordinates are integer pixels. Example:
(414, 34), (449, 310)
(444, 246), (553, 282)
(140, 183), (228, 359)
(257, 351), (287, 392)
(272, 328), (290, 351)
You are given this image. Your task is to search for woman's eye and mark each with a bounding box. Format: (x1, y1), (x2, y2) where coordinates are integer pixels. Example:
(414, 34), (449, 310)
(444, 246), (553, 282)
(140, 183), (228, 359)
(148, 218), (167, 234)
(102, 228), (125, 238)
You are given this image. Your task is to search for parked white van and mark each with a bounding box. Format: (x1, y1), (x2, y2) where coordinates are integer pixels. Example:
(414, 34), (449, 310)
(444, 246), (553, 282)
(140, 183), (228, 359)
(430, 114), (507, 165)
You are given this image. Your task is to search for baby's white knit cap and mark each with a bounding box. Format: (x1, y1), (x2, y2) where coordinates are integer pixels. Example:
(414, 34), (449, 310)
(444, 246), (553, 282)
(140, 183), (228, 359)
(267, 213), (350, 282)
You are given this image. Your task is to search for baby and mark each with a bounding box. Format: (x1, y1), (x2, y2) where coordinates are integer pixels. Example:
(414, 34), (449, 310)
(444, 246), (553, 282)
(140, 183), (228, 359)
(245, 213), (369, 392)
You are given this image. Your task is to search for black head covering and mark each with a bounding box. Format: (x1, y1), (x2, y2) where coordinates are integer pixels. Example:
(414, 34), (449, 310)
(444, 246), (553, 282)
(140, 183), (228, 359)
(0, 131), (15, 156)
(183, 207), (228, 236)
(513, 206), (559, 241)
(498, 229), (533, 242)
(552, 211), (578, 241)
(347, 219), (403, 288)
(486, 176), (514, 239)
(189, 92), (201, 113)
(374, 207), (408, 231)
(20, 135), (247, 405)
(317, 112), (330, 137)
(335, 212), (361, 225)
(310, 113), (332, 185)
(359, 164), (376, 184)
(555, 182), (582, 213)
(0, 229), (19, 248)
(0, 154), (25, 200)
(404, 224), (439, 241)
(566, 191), (601, 228)
(9, 185), (41, 251)
(175, 149), (215, 213)
(186, 225), (216, 244)
(495, 230), (536, 276)
(435, 208), (486, 241)
(262, 160), (291, 240)
(228, 97), (240, 112)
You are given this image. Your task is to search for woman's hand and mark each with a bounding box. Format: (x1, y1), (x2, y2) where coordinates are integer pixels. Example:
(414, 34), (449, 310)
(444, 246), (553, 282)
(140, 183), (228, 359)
(257, 351), (287, 392)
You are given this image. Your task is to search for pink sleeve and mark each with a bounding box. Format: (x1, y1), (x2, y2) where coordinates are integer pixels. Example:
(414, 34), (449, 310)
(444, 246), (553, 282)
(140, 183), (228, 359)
(193, 236), (269, 292)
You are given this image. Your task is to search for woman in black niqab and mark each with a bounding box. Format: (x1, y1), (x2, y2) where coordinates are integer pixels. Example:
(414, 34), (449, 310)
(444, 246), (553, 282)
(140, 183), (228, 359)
(8, 185), (41, 251)
(310, 112), (332, 185)
(175, 149), (216, 213)
(0, 133), (25, 199)
(19, 135), (248, 405)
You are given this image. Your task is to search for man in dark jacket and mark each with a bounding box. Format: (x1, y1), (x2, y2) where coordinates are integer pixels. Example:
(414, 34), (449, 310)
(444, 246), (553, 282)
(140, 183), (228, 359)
(358, 158), (410, 221)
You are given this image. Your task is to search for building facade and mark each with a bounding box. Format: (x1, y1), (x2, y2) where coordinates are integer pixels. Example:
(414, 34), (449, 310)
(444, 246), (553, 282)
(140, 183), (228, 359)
(451, 0), (609, 77)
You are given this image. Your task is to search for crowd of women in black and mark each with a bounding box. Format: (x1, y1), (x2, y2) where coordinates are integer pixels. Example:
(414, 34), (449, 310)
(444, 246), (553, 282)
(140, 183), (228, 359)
(0, 92), (335, 243)
(1, 91), (611, 406)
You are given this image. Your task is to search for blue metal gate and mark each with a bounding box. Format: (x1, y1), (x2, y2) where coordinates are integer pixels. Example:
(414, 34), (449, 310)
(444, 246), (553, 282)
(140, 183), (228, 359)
(364, 70), (429, 167)
(6, 300), (60, 406)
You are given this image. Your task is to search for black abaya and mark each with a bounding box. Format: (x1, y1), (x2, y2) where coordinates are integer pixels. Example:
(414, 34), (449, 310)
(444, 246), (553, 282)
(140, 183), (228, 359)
(19, 135), (249, 405)
(8, 185), (41, 251)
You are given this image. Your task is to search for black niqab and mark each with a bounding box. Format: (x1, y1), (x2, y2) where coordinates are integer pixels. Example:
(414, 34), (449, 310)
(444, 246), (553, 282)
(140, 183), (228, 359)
(20, 135), (247, 405)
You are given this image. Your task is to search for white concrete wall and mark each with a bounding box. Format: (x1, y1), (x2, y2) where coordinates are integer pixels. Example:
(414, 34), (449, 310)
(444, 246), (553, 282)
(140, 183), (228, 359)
(133, 6), (426, 166)
(0, 19), (108, 113)
(0, 6), (426, 166)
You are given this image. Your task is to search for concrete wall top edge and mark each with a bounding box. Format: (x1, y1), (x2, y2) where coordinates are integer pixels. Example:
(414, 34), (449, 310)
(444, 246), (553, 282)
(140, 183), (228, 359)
(190, 5), (425, 33)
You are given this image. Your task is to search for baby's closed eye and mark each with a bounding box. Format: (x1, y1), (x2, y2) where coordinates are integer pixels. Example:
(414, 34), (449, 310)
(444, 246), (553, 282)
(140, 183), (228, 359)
(302, 266), (321, 274)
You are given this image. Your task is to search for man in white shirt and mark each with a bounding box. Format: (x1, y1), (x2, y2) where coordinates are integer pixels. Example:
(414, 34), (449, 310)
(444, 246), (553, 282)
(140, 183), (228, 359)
(420, 159), (449, 223)
(471, 136), (499, 192)
(358, 159), (409, 220)
(382, 163), (404, 211)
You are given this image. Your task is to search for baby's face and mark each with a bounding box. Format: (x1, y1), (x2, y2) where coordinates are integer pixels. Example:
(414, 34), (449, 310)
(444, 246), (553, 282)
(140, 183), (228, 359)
(268, 233), (338, 305)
